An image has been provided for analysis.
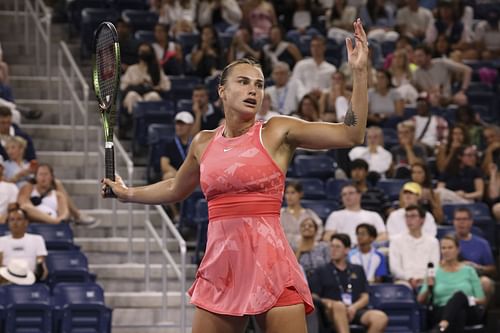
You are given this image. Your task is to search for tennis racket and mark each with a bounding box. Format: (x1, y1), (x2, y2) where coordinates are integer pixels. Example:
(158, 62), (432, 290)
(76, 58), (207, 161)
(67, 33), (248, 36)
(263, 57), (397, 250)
(92, 22), (121, 198)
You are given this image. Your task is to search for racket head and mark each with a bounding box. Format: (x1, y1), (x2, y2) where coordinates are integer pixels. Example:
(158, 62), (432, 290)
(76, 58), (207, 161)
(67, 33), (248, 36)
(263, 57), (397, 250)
(92, 22), (121, 111)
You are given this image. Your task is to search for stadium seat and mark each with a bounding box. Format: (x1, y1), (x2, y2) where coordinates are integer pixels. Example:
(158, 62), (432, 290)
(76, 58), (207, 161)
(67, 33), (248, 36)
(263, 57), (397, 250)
(0, 286), (5, 333)
(167, 76), (203, 101)
(204, 75), (221, 102)
(132, 100), (175, 154)
(146, 123), (175, 183)
(111, 0), (147, 11)
(287, 177), (326, 199)
(219, 32), (235, 51)
(0, 223), (7, 236)
(325, 178), (350, 201)
(467, 91), (497, 122)
(28, 223), (76, 251)
(293, 155), (336, 179)
(177, 32), (200, 56)
(442, 203), (492, 224)
(376, 179), (407, 201)
(301, 199), (339, 221)
(80, 8), (120, 59)
(178, 187), (205, 231)
(4, 284), (52, 333)
(370, 284), (420, 333)
(382, 128), (399, 150)
(325, 38), (341, 67)
(176, 99), (193, 112)
(381, 40), (396, 57)
(193, 199), (208, 265)
(52, 283), (112, 333)
(134, 30), (156, 44)
(67, 0), (107, 35)
(121, 10), (158, 32)
(46, 252), (91, 288)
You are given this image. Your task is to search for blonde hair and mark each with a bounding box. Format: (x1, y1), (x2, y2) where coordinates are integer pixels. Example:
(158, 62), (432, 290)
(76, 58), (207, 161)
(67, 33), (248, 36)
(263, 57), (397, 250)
(6, 136), (27, 150)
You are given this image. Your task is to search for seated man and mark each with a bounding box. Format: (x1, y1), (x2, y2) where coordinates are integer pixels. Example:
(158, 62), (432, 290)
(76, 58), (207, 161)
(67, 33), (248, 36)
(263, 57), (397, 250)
(453, 207), (496, 301)
(389, 204), (440, 289)
(386, 182), (437, 238)
(348, 223), (388, 284)
(310, 233), (388, 333)
(0, 207), (48, 281)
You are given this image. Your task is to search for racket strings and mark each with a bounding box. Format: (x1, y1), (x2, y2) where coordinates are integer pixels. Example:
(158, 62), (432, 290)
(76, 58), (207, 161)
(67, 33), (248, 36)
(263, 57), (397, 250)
(96, 27), (117, 106)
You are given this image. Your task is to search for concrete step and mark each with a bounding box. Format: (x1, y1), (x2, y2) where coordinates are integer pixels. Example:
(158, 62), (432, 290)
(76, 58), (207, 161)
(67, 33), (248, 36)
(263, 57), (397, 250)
(90, 263), (197, 281)
(10, 64), (62, 77)
(16, 99), (101, 125)
(70, 195), (152, 210)
(2, 37), (78, 58)
(58, 179), (146, 197)
(105, 291), (190, 309)
(23, 124), (100, 144)
(75, 237), (182, 253)
(112, 308), (194, 332)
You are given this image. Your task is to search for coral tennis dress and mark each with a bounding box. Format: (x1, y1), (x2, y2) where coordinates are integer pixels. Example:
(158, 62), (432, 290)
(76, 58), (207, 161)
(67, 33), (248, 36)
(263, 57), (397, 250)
(188, 121), (314, 316)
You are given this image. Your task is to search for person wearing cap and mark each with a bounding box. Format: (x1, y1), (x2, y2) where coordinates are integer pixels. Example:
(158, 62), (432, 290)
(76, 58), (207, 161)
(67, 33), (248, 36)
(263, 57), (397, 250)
(386, 182), (437, 239)
(0, 158), (18, 223)
(389, 204), (440, 290)
(409, 92), (448, 151)
(0, 208), (48, 281)
(0, 258), (35, 285)
(161, 111), (194, 181)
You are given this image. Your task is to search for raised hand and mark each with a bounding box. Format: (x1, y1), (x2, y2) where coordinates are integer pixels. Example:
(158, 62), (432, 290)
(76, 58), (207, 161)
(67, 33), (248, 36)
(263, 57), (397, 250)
(346, 18), (369, 72)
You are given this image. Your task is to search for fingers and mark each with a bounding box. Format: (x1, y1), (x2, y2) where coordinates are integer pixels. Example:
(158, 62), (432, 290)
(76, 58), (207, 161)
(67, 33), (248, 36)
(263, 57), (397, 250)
(353, 18), (368, 49)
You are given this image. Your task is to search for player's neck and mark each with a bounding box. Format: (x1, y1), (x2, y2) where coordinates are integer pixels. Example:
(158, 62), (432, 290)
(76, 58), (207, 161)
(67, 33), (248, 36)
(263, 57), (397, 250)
(223, 118), (255, 138)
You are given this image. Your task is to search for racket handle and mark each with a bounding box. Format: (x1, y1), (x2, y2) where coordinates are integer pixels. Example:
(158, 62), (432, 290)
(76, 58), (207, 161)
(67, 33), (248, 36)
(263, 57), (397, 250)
(104, 145), (116, 198)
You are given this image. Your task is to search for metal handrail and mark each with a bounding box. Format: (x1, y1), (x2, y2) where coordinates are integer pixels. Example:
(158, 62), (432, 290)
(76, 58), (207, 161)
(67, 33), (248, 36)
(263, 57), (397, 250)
(144, 205), (187, 333)
(57, 41), (89, 177)
(24, 0), (51, 98)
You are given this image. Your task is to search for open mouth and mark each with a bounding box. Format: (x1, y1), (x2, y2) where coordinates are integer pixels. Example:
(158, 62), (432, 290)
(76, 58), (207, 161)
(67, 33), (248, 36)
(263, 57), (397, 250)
(243, 98), (257, 107)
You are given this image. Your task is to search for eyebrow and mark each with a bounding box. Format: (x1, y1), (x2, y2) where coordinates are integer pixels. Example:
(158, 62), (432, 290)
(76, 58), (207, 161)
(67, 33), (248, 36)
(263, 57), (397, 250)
(235, 76), (264, 84)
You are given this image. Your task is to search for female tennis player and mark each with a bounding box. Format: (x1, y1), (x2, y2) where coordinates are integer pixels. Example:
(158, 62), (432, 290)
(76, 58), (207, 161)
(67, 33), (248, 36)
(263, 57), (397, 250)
(103, 18), (369, 333)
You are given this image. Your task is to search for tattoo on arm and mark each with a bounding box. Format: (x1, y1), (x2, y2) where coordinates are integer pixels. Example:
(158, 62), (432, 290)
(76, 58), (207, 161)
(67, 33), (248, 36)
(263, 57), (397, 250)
(344, 103), (357, 127)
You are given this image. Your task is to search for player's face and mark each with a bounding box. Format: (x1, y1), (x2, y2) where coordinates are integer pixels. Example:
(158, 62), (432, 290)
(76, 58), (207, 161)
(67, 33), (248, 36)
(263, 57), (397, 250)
(219, 64), (264, 117)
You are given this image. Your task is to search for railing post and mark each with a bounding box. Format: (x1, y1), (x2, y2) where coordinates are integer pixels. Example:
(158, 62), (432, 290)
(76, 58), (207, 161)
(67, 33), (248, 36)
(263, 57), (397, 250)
(127, 167), (133, 263)
(46, 11), (51, 99)
(58, 48), (63, 124)
(145, 206), (151, 291)
(23, 0), (28, 55)
(83, 85), (89, 178)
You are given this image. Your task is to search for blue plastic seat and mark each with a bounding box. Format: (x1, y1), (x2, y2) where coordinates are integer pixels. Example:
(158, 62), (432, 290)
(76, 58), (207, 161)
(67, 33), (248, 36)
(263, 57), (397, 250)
(5, 284), (52, 333)
(376, 179), (407, 201)
(46, 252), (91, 288)
(134, 30), (156, 43)
(146, 123), (175, 183)
(325, 178), (350, 200)
(0, 286), (5, 333)
(442, 202), (492, 224)
(177, 32), (200, 56)
(370, 284), (420, 333)
(132, 100), (175, 154)
(176, 99), (193, 112)
(291, 178), (326, 199)
(28, 223), (75, 251)
(193, 199), (208, 265)
(382, 128), (399, 150)
(121, 9), (158, 32)
(168, 76), (203, 101)
(0, 223), (8, 236)
(301, 199), (339, 221)
(67, 0), (107, 34)
(80, 8), (120, 59)
(467, 91), (497, 122)
(111, 0), (147, 11)
(293, 155), (336, 179)
(52, 283), (112, 333)
(178, 187), (205, 230)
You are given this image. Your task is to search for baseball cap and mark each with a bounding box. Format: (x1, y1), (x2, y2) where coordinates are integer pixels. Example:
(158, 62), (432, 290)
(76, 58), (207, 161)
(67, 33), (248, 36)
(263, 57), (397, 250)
(402, 182), (422, 196)
(175, 111), (194, 124)
(417, 92), (430, 102)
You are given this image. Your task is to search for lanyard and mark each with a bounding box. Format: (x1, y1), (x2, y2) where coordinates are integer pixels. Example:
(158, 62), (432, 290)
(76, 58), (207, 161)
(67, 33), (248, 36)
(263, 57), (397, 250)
(174, 136), (190, 160)
(332, 263), (352, 294)
(357, 249), (374, 279)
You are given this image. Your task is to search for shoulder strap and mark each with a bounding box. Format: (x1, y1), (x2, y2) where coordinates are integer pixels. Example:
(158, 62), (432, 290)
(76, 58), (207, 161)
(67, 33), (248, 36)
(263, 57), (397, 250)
(417, 116), (432, 142)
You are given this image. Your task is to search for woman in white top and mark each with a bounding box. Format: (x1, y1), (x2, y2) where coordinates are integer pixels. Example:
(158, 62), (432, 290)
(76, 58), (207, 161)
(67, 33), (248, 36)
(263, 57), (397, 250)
(389, 49), (418, 104)
(18, 163), (69, 224)
(3, 136), (34, 188)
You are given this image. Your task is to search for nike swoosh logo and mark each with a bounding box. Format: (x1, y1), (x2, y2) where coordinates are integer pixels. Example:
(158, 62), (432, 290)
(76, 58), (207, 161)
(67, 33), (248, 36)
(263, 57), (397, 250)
(223, 148), (232, 152)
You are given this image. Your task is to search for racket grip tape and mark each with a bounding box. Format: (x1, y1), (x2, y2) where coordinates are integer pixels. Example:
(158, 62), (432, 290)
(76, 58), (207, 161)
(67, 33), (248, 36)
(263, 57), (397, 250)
(104, 146), (116, 198)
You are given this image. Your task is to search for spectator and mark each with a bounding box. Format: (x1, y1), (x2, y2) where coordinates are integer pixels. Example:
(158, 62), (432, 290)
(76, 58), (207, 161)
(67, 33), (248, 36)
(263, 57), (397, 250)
(160, 112), (194, 180)
(256, 93), (280, 121)
(289, 0), (317, 34)
(410, 162), (444, 224)
(295, 217), (330, 280)
(293, 94), (321, 122)
(348, 126), (392, 177)
(487, 163), (500, 221)
(417, 235), (485, 333)
(158, 0), (197, 34)
(324, 183), (387, 245)
(120, 43), (171, 114)
(359, 0), (397, 42)
(310, 234), (388, 333)
(436, 145), (484, 204)
(453, 207), (496, 301)
(319, 71), (352, 123)
(0, 259), (35, 285)
(474, 8), (500, 60)
(189, 25), (224, 78)
(387, 182), (437, 238)
(409, 92), (448, 151)
(0, 208), (48, 280)
(241, 0), (277, 40)
(389, 204), (440, 289)
(265, 61), (305, 115)
(152, 23), (184, 75)
(390, 121), (427, 178)
(412, 44), (472, 107)
(0, 160), (18, 223)
(481, 125), (500, 176)
(350, 158), (392, 218)
(189, 85), (224, 136)
(0, 106), (36, 163)
(455, 105), (483, 148)
(226, 26), (261, 64)
(389, 49), (418, 104)
(436, 124), (469, 173)
(291, 35), (337, 98)
(115, 19), (139, 71)
(395, 0), (433, 40)
(325, 0), (357, 43)
(280, 181), (323, 250)
(3, 136), (35, 188)
(367, 69), (404, 126)
(348, 224), (388, 283)
(262, 26), (302, 71)
(197, 0), (242, 31)
(18, 163), (70, 225)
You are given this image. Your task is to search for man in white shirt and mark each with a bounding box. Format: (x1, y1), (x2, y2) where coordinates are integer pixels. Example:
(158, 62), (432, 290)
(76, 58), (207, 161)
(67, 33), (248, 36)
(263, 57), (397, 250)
(291, 35), (336, 98)
(389, 204), (440, 289)
(395, 0), (434, 40)
(386, 182), (437, 238)
(0, 159), (18, 223)
(348, 126), (392, 176)
(324, 184), (387, 245)
(409, 92), (448, 150)
(265, 62), (305, 115)
(0, 208), (47, 279)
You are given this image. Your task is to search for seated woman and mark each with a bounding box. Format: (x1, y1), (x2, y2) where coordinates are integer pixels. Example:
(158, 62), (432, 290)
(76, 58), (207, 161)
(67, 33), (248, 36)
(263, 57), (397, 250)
(436, 124), (470, 174)
(319, 71), (352, 123)
(292, 94), (321, 122)
(120, 43), (171, 114)
(189, 25), (224, 78)
(295, 217), (330, 282)
(367, 69), (404, 126)
(418, 235), (486, 333)
(280, 181), (323, 251)
(152, 23), (184, 75)
(410, 161), (444, 224)
(3, 136), (35, 188)
(18, 163), (70, 224)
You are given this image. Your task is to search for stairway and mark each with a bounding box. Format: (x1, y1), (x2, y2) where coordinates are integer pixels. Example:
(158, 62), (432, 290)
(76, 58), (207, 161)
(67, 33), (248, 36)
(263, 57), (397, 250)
(0, 2), (196, 332)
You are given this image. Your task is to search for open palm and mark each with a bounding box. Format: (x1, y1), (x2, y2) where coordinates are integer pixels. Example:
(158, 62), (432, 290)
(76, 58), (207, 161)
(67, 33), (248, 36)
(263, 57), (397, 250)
(346, 19), (369, 71)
